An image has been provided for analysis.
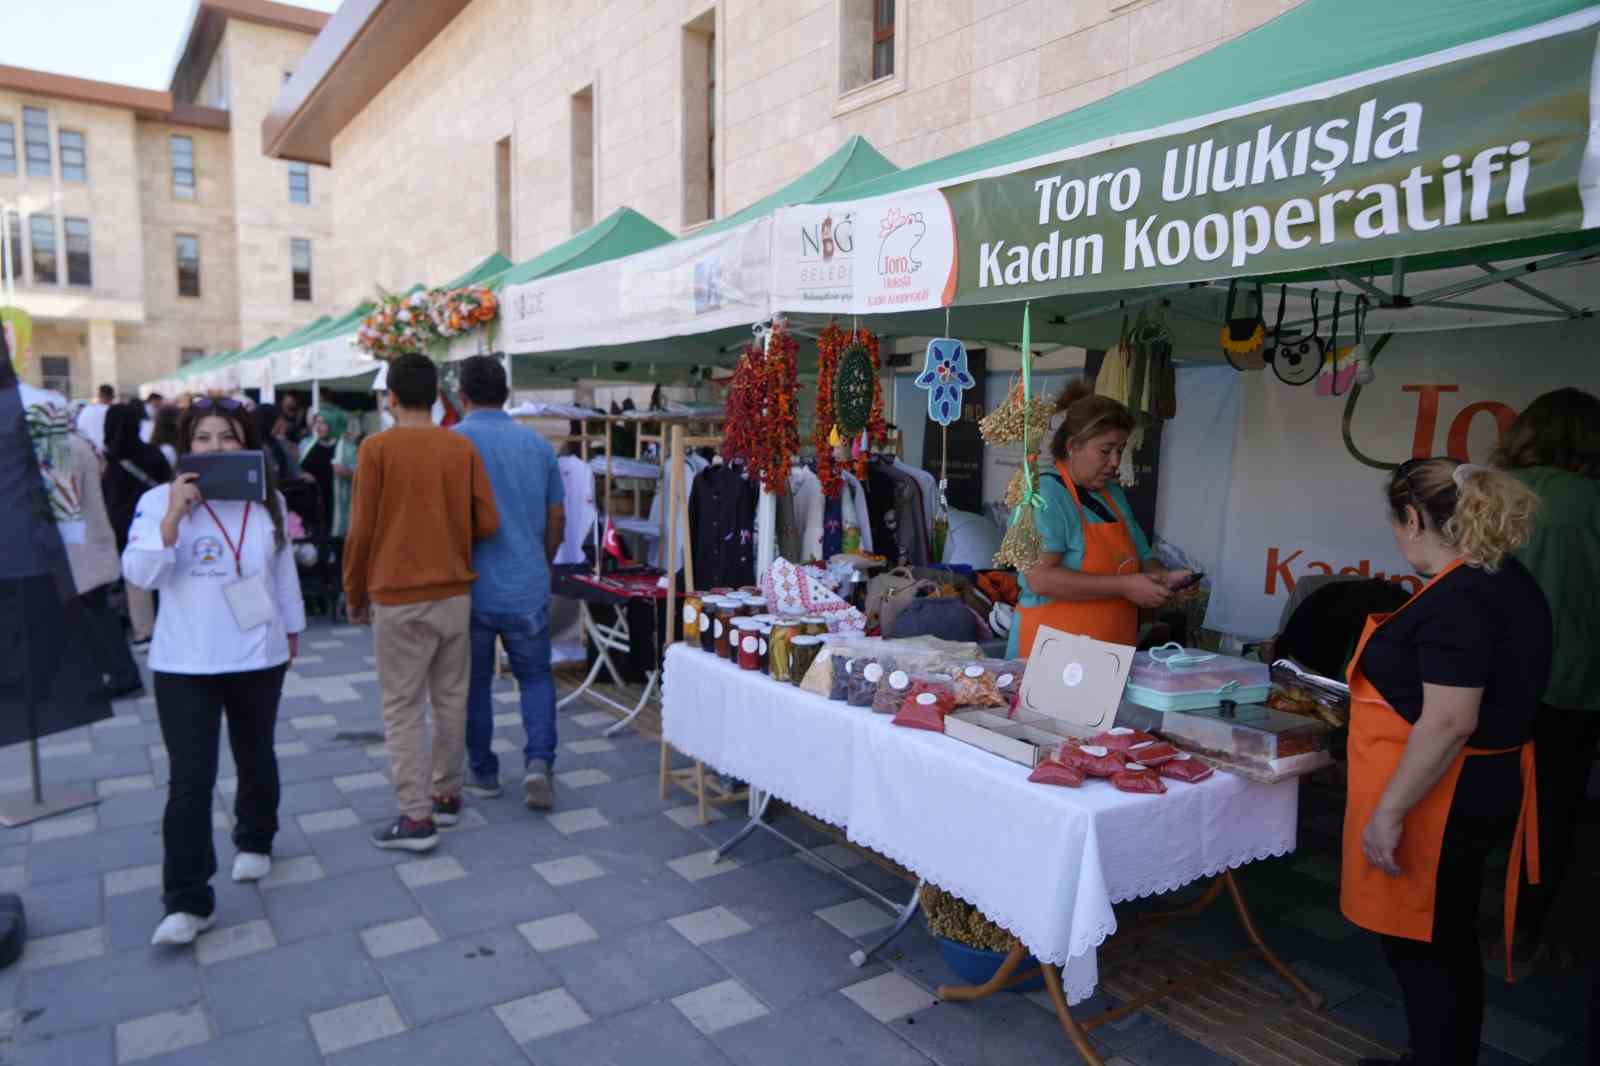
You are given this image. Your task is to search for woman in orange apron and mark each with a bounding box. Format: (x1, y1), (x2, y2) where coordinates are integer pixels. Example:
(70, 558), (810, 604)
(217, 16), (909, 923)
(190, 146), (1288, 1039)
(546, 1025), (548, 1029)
(1342, 459), (1550, 1066)
(1010, 380), (1190, 658)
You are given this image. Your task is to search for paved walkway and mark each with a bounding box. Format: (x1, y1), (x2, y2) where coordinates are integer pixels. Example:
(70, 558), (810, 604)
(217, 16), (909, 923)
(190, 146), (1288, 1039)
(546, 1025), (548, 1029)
(0, 619), (1589, 1065)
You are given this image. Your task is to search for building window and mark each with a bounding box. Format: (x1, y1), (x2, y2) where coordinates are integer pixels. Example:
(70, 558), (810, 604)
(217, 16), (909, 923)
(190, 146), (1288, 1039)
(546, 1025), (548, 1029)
(170, 135), (196, 199)
(494, 137), (512, 256)
(29, 215), (56, 284)
(682, 14), (716, 226)
(58, 129), (86, 183)
(291, 238), (312, 301)
(40, 355), (71, 397)
(64, 217), (91, 286)
(872, 0), (895, 80)
(288, 162), (310, 204)
(180, 347), (205, 366)
(22, 107), (50, 178)
(0, 121), (15, 176)
(175, 234), (200, 297)
(4, 214), (20, 284)
(571, 86), (595, 232)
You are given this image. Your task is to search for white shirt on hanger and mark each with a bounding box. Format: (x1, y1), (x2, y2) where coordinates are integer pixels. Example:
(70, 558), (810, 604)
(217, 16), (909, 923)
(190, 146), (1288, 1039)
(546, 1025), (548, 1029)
(788, 466), (824, 562)
(555, 454), (596, 565)
(122, 486), (305, 675)
(840, 471), (873, 554)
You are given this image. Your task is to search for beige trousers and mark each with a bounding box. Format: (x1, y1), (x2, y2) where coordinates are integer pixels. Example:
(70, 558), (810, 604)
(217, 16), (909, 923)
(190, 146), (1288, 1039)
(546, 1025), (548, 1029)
(127, 583), (155, 642)
(372, 594), (471, 821)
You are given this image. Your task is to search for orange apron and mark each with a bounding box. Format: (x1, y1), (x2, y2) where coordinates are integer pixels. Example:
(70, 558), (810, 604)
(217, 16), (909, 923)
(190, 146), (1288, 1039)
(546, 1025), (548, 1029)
(1340, 558), (1540, 980)
(1015, 461), (1140, 657)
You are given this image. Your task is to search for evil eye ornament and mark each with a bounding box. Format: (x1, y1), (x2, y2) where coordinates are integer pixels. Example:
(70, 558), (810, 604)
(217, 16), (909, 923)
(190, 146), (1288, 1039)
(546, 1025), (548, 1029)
(915, 338), (976, 426)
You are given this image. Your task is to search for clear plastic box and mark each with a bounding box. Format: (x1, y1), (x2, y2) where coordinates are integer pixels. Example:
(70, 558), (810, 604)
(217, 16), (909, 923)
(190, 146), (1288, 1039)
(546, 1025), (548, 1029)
(1124, 643), (1271, 711)
(1158, 703), (1332, 762)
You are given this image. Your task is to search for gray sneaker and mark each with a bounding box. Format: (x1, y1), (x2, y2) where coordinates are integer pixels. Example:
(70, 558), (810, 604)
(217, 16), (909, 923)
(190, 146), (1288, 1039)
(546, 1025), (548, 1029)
(523, 760), (554, 810)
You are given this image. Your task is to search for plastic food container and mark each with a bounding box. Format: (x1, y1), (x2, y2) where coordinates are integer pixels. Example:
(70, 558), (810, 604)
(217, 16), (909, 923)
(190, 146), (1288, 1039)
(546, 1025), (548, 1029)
(1124, 643), (1271, 711)
(1159, 703), (1332, 761)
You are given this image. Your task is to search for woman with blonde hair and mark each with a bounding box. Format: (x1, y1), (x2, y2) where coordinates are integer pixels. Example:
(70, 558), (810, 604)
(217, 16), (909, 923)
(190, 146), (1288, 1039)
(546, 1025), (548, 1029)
(1342, 458), (1551, 1066)
(1007, 378), (1190, 657)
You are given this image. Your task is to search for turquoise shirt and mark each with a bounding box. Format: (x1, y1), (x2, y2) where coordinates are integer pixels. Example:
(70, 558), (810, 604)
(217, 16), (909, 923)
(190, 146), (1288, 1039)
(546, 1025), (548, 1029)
(1005, 476), (1154, 658)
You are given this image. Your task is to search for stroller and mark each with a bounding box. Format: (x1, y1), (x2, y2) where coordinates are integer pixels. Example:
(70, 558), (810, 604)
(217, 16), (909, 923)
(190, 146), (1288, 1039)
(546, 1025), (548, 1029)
(280, 480), (343, 620)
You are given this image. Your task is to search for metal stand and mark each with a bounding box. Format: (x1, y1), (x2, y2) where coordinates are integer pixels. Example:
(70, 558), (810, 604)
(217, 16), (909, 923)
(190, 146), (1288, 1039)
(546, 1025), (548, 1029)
(715, 787), (924, 968)
(935, 871), (1322, 1066)
(557, 601), (659, 737)
(0, 736), (99, 827)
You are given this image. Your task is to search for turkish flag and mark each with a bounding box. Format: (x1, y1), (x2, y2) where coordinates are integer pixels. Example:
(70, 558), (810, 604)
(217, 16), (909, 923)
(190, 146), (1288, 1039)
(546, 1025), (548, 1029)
(602, 518), (629, 563)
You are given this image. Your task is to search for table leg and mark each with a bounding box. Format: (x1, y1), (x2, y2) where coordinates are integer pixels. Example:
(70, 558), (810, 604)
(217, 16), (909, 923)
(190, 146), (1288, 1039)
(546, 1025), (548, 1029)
(850, 878), (924, 968)
(938, 943), (1031, 1002)
(1223, 870), (1323, 1009)
(1041, 963), (1108, 1066)
(659, 741), (672, 800)
(713, 790), (773, 862)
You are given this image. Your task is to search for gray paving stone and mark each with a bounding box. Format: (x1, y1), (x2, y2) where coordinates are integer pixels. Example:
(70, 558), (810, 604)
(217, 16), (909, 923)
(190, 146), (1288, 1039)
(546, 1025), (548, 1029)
(7, 1024), (114, 1066)
(411, 867), (568, 939)
(493, 987), (591, 1044)
(673, 979), (771, 1035)
(710, 991), (933, 1066)
(533, 854), (605, 887)
(96, 789), (171, 830)
(303, 825), (411, 877)
(297, 808), (361, 834)
(815, 898), (896, 939)
(395, 855), (466, 889)
(544, 921), (730, 1021)
(586, 773), (686, 823)
(518, 912), (599, 953)
(28, 823), (164, 885)
(431, 817), (567, 874)
(888, 984), (1086, 1066)
(132, 1019), (322, 1066)
(16, 943), (200, 1038)
(378, 925), (562, 1026)
(115, 1004), (210, 1063)
(0, 864), (23, 893)
(21, 873), (103, 936)
(97, 774), (157, 798)
(531, 1000), (737, 1066)
(276, 779), (346, 816)
(839, 972), (937, 1023)
(276, 749), (378, 786)
(701, 916), (885, 1012)
(548, 807), (610, 835)
(31, 810), (98, 842)
(555, 861), (715, 938)
(322, 1008), (528, 1066)
(20, 926), (107, 971)
(669, 907), (754, 948)
(697, 857), (858, 929)
(257, 853), (324, 889)
(580, 817), (720, 865)
(263, 867), (419, 944)
(360, 916), (440, 959)
(194, 920), (276, 967)
(203, 932), (384, 1034)
(308, 995), (406, 1056)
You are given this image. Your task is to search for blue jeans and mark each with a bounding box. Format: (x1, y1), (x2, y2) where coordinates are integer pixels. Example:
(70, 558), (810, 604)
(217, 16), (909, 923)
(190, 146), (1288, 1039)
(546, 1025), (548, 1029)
(467, 608), (556, 779)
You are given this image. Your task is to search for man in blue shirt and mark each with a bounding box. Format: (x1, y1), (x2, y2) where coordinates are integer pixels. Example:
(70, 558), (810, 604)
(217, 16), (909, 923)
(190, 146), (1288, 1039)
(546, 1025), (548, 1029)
(453, 356), (565, 809)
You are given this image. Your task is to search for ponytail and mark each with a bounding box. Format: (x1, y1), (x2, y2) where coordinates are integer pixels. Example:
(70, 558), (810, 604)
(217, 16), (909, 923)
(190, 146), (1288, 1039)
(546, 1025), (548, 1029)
(1386, 458), (1538, 572)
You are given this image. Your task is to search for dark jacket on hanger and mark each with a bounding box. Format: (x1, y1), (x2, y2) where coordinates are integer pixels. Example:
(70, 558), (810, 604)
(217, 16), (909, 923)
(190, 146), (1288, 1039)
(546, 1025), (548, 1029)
(864, 465), (902, 567)
(689, 463), (758, 589)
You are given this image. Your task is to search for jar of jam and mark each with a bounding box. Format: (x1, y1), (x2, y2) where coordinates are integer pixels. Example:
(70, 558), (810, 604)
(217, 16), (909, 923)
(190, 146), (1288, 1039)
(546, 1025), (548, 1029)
(743, 596), (769, 616)
(768, 621), (801, 683)
(733, 620), (761, 670)
(682, 594), (703, 643)
(757, 623), (773, 674)
(788, 635), (824, 686)
(711, 601), (737, 659)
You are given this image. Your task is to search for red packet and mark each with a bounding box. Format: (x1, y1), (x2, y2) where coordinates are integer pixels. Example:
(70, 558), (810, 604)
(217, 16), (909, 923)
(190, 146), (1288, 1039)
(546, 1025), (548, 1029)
(1126, 740), (1179, 765)
(1111, 763), (1168, 794)
(1159, 753), (1216, 783)
(1028, 759), (1085, 788)
(892, 689), (950, 733)
(1060, 743), (1127, 778)
(1089, 727), (1158, 752)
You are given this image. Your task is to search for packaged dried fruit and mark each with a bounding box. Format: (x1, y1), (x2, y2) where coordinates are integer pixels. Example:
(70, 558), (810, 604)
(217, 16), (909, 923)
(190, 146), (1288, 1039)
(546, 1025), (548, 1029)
(1058, 742), (1127, 778)
(892, 686), (951, 732)
(848, 659), (885, 708)
(872, 665), (918, 714)
(946, 659), (1014, 708)
(1089, 727), (1159, 752)
(1111, 763), (1168, 794)
(1125, 740), (1179, 765)
(1158, 753), (1216, 783)
(1027, 760), (1085, 788)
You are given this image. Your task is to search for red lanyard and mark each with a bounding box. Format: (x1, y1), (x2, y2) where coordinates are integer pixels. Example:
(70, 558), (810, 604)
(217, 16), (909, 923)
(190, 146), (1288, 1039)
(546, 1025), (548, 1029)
(200, 501), (252, 577)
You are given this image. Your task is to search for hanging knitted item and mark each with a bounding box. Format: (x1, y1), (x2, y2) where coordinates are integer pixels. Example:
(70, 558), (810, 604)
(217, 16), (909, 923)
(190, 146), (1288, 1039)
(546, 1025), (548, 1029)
(914, 339), (975, 426)
(833, 341), (876, 435)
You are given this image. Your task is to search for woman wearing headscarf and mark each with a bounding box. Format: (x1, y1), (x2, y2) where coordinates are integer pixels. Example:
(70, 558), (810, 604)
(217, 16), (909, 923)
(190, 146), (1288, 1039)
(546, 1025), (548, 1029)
(298, 408), (358, 537)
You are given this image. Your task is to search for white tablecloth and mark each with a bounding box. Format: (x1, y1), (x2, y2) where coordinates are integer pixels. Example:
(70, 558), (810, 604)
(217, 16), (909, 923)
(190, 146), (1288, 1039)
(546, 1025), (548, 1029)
(661, 644), (1298, 1003)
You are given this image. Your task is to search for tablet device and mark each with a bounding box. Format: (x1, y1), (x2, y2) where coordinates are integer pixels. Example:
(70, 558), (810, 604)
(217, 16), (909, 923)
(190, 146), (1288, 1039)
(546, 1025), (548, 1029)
(177, 450), (269, 503)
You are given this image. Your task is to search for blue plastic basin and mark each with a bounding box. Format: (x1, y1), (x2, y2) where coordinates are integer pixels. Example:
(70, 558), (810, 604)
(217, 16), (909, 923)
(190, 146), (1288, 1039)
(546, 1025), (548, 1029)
(933, 935), (1045, 993)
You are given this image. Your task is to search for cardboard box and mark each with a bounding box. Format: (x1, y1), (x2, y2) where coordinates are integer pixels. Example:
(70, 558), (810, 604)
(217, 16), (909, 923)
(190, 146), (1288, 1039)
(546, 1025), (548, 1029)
(944, 627), (1136, 768)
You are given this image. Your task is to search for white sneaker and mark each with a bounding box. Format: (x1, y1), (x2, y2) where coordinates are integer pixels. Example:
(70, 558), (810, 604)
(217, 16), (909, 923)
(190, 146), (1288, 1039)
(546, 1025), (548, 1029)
(151, 911), (216, 946)
(231, 852), (272, 883)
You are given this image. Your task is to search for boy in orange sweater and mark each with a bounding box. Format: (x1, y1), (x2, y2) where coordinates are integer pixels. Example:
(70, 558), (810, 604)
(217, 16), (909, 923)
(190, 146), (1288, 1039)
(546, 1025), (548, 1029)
(344, 353), (499, 851)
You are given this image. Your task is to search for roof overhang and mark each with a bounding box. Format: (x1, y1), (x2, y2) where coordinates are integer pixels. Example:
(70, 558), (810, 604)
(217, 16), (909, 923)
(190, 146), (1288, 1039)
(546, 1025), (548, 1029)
(0, 65), (229, 130)
(262, 0), (473, 165)
(169, 0), (329, 104)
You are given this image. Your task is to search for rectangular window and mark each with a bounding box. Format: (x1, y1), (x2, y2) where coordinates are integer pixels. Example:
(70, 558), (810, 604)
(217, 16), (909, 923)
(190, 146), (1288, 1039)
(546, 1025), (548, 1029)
(872, 0), (895, 80)
(40, 355), (71, 397)
(288, 162), (310, 204)
(170, 134), (196, 199)
(291, 238), (312, 301)
(64, 217), (91, 286)
(29, 214), (56, 283)
(570, 86), (595, 232)
(494, 136), (512, 256)
(23, 107), (50, 178)
(4, 213), (20, 284)
(0, 121), (15, 176)
(58, 129), (86, 183)
(681, 16), (716, 226)
(180, 347), (205, 366)
(175, 234), (200, 297)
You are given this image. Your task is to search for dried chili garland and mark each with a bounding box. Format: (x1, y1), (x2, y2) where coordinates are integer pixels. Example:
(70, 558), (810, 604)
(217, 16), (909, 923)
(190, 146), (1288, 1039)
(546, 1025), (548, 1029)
(812, 321), (848, 497)
(724, 321), (800, 494)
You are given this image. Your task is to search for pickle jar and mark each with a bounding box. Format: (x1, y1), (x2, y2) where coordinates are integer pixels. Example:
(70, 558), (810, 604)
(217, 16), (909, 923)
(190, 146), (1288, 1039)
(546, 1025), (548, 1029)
(788, 635), (825, 686)
(682, 594), (703, 643)
(800, 615), (828, 637)
(769, 621), (800, 683)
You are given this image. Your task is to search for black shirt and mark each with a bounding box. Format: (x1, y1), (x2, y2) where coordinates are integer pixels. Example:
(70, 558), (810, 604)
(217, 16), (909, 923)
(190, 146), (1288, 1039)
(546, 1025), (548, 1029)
(1358, 558), (1552, 750)
(688, 464), (757, 590)
(301, 439), (336, 530)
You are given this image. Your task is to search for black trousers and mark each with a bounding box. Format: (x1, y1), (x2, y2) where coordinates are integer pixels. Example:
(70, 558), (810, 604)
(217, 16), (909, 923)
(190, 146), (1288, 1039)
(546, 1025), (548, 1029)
(1520, 703), (1600, 945)
(1381, 753), (1520, 1066)
(78, 584), (142, 693)
(153, 664), (287, 917)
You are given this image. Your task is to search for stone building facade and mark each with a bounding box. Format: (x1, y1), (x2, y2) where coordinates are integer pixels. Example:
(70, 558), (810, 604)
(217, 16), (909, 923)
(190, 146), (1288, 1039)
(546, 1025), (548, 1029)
(265, 0), (1303, 311)
(1, 0), (338, 399)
